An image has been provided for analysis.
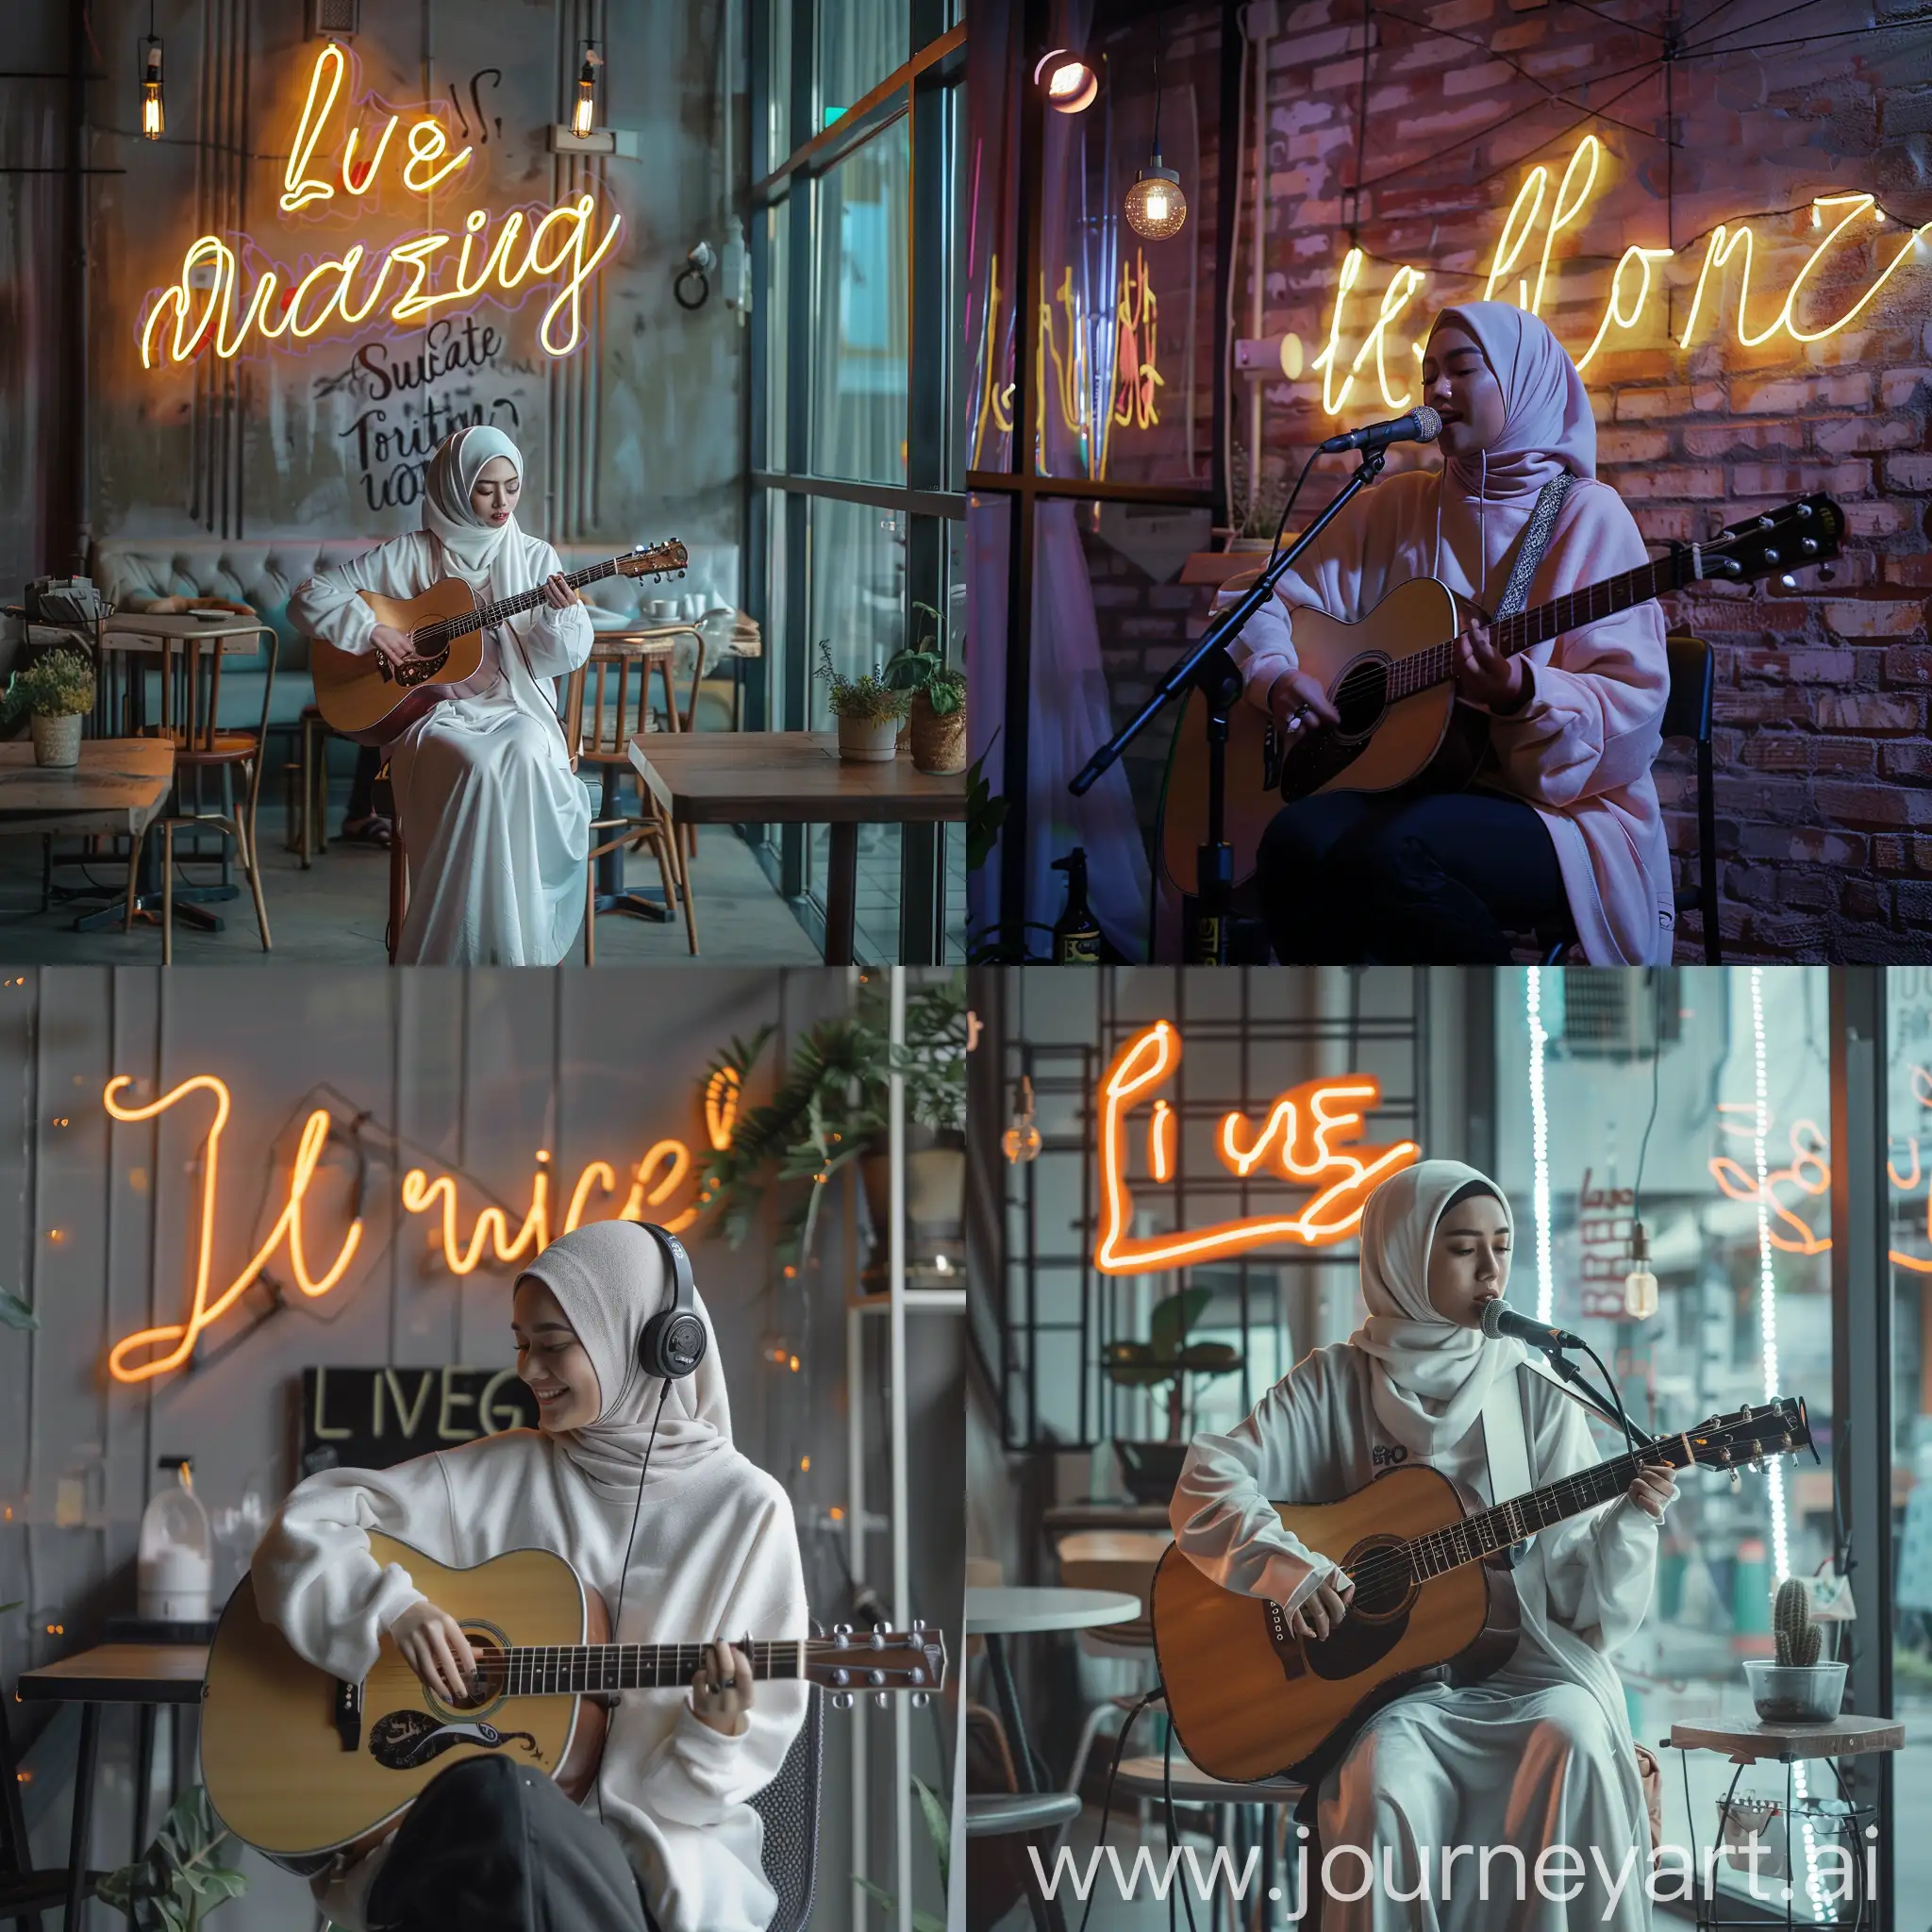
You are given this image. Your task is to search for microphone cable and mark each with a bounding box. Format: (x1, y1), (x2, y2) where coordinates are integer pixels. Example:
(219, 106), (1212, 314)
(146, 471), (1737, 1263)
(1072, 1685), (1166, 1932)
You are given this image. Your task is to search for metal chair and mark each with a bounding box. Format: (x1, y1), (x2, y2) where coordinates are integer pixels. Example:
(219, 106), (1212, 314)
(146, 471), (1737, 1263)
(751, 1684), (824, 1932)
(1536, 631), (1721, 965)
(0, 1693), (107, 1930)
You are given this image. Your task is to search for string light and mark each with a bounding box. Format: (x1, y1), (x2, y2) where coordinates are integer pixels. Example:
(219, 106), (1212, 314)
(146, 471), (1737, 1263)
(1623, 1222), (1658, 1320)
(139, 5), (164, 142)
(572, 43), (602, 142)
(1034, 49), (1098, 114)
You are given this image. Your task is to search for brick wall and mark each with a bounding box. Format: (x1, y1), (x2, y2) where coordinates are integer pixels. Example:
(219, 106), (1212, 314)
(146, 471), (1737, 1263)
(1075, 0), (1932, 959)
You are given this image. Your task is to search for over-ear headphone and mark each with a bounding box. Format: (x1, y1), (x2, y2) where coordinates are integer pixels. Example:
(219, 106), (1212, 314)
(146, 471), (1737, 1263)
(633, 1222), (708, 1383)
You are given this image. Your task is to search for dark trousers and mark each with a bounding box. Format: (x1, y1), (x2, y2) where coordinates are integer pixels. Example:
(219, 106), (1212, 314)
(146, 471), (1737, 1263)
(346, 742), (392, 823)
(1257, 786), (1567, 963)
(367, 1757), (659, 1932)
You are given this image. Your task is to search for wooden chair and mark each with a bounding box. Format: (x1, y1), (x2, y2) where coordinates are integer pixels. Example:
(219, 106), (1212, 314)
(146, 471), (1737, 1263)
(564, 646), (699, 960)
(133, 628), (278, 963)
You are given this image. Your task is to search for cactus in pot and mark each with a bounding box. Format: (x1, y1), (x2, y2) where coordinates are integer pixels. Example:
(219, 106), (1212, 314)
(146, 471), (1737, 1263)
(1774, 1576), (1821, 1668)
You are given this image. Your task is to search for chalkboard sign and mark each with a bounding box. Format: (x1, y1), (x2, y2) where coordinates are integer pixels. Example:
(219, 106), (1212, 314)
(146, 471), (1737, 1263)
(300, 1366), (540, 1477)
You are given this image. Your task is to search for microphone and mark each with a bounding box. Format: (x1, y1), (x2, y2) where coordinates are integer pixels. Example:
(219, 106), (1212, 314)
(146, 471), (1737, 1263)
(1319, 406), (1442, 455)
(1480, 1298), (1585, 1352)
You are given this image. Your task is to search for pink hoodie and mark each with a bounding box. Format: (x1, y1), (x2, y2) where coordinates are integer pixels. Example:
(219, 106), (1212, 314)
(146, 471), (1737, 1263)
(1231, 302), (1674, 966)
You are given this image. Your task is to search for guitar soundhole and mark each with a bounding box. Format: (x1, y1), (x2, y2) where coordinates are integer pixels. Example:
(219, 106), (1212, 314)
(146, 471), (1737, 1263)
(1329, 656), (1391, 739)
(445, 1634), (507, 1711)
(1343, 1536), (1415, 1622)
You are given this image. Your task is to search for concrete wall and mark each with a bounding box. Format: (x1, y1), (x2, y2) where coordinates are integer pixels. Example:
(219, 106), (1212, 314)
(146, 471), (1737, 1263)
(0, 965), (958, 1931)
(1, 0), (747, 585)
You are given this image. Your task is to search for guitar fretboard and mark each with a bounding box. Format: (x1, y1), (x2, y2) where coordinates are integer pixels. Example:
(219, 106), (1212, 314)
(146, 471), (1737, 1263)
(414, 558), (624, 649)
(1385, 554), (1688, 706)
(498, 1641), (804, 1696)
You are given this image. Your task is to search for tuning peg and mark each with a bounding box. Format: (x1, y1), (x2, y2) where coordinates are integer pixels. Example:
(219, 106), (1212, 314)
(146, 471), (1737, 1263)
(870, 1628), (886, 1649)
(1778, 575), (1797, 590)
(1800, 538), (1819, 557)
(908, 1668), (926, 1685)
(829, 1667), (850, 1687)
(874, 1691), (890, 1708)
(832, 1691), (854, 1709)
(911, 1692), (931, 1708)
(1795, 502), (1814, 519)
(910, 1618), (925, 1632)
(1757, 514), (1777, 530)
(866, 1669), (887, 1687)
(1762, 547), (1780, 564)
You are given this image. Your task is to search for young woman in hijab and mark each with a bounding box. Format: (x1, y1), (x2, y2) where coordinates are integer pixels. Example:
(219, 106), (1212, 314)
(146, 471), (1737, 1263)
(291, 426), (594, 965)
(1170, 1161), (1674, 1930)
(252, 1221), (809, 1932)
(1225, 303), (1673, 964)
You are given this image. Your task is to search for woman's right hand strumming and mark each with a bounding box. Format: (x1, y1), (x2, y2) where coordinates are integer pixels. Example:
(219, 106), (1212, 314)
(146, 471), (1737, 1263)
(389, 1599), (480, 1702)
(369, 625), (417, 673)
(1286, 1566), (1355, 1642)
(1265, 668), (1341, 739)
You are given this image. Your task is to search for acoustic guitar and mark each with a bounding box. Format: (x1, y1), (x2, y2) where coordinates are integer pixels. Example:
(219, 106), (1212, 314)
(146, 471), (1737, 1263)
(1151, 1397), (1811, 1784)
(310, 540), (689, 746)
(199, 1531), (946, 1871)
(1158, 495), (1844, 897)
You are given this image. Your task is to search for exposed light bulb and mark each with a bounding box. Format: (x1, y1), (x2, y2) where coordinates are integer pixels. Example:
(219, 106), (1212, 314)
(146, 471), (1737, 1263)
(1624, 1221), (1658, 1320)
(1033, 49), (1098, 114)
(572, 45), (602, 140)
(141, 39), (164, 141)
(1125, 158), (1187, 241)
(1002, 1075), (1042, 1165)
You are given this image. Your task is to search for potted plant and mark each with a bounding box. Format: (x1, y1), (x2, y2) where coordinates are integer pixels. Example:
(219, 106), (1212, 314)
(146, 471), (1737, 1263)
(885, 604), (967, 775)
(695, 973), (968, 1280)
(815, 639), (908, 763)
(1102, 1286), (1242, 1504)
(3, 647), (94, 767)
(98, 1786), (248, 1930)
(1744, 1578), (1846, 1723)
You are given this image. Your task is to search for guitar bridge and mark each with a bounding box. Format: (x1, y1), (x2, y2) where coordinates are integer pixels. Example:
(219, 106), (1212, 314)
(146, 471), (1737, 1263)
(333, 1677), (363, 1754)
(1263, 1599), (1308, 1682)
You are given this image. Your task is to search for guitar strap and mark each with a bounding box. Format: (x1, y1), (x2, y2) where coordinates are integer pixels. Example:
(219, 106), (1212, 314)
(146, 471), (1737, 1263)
(1480, 1367), (1536, 1571)
(1490, 472), (1574, 625)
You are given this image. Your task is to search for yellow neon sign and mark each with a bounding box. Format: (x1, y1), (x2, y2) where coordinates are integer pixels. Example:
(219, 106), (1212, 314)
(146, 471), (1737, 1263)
(1311, 137), (1932, 413)
(140, 43), (620, 366)
(104, 1075), (716, 1382)
(1093, 1022), (1421, 1274)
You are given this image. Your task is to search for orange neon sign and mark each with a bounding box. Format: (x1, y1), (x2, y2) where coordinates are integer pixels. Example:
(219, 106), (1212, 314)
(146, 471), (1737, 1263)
(103, 1074), (712, 1383)
(138, 42), (621, 367)
(1093, 1022), (1421, 1274)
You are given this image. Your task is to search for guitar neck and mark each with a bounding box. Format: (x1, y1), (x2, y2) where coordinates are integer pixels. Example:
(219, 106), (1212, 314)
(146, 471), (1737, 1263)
(1400, 1440), (1673, 1580)
(1391, 551), (1690, 705)
(437, 558), (618, 642)
(500, 1640), (805, 1695)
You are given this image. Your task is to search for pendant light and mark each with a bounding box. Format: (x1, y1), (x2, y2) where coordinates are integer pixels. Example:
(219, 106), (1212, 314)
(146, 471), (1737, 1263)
(1001, 1076), (1041, 1165)
(1124, 38), (1187, 241)
(572, 42), (602, 141)
(1034, 48), (1099, 114)
(139, 2), (165, 141)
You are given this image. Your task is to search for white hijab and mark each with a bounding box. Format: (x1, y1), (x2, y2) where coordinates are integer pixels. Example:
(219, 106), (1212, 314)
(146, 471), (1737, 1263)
(1349, 1159), (1529, 1459)
(516, 1220), (734, 1499)
(422, 425), (524, 588)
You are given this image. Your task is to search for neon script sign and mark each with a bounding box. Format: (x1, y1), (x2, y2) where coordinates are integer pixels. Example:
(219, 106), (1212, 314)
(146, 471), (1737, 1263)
(139, 42), (622, 368)
(1312, 133), (1932, 416)
(1093, 1022), (1421, 1274)
(104, 1073), (712, 1384)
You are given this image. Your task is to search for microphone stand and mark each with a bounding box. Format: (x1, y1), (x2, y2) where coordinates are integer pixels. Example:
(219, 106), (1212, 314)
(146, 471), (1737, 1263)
(1070, 445), (1390, 964)
(1537, 1341), (1658, 1449)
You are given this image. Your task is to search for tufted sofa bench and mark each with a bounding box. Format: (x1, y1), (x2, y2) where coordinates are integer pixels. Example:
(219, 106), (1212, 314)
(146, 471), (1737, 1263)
(91, 536), (744, 740)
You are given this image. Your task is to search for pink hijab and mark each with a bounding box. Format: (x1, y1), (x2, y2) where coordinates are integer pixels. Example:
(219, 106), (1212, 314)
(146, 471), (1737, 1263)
(1427, 302), (1597, 605)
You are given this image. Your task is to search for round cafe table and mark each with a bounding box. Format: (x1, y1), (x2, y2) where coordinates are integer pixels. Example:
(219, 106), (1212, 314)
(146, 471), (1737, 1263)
(966, 1589), (1140, 1932)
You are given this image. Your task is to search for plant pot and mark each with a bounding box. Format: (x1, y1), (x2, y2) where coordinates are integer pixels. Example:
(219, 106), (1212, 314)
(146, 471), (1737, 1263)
(1116, 1440), (1190, 1506)
(1743, 1659), (1846, 1724)
(908, 692), (966, 774)
(32, 712), (81, 768)
(836, 712), (901, 762)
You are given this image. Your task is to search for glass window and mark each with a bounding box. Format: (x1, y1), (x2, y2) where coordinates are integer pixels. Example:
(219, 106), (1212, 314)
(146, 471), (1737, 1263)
(764, 197), (791, 472)
(765, 0), (792, 169)
(1496, 966), (1840, 1920)
(815, 0), (908, 125)
(811, 119), (909, 485)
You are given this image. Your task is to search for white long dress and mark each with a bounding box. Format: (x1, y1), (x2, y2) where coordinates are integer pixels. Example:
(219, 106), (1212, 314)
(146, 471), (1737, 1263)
(252, 1426), (809, 1932)
(291, 530), (594, 964)
(1171, 1341), (1657, 1929)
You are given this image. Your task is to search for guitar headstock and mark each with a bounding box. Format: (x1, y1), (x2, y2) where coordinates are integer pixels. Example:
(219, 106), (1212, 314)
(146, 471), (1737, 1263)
(1669, 1396), (1815, 1474)
(805, 1622), (948, 1707)
(1695, 496), (1844, 589)
(616, 540), (690, 581)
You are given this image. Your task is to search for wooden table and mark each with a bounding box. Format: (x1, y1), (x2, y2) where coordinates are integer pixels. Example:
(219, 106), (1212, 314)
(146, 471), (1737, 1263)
(16, 1643), (209, 1929)
(0, 737), (175, 932)
(626, 731), (965, 963)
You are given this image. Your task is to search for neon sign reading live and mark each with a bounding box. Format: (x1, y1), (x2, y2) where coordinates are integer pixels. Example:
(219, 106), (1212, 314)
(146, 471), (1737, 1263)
(1311, 133), (1932, 417)
(139, 42), (622, 369)
(102, 1073), (720, 1385)
(1093, 1022), (1421, 1274)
